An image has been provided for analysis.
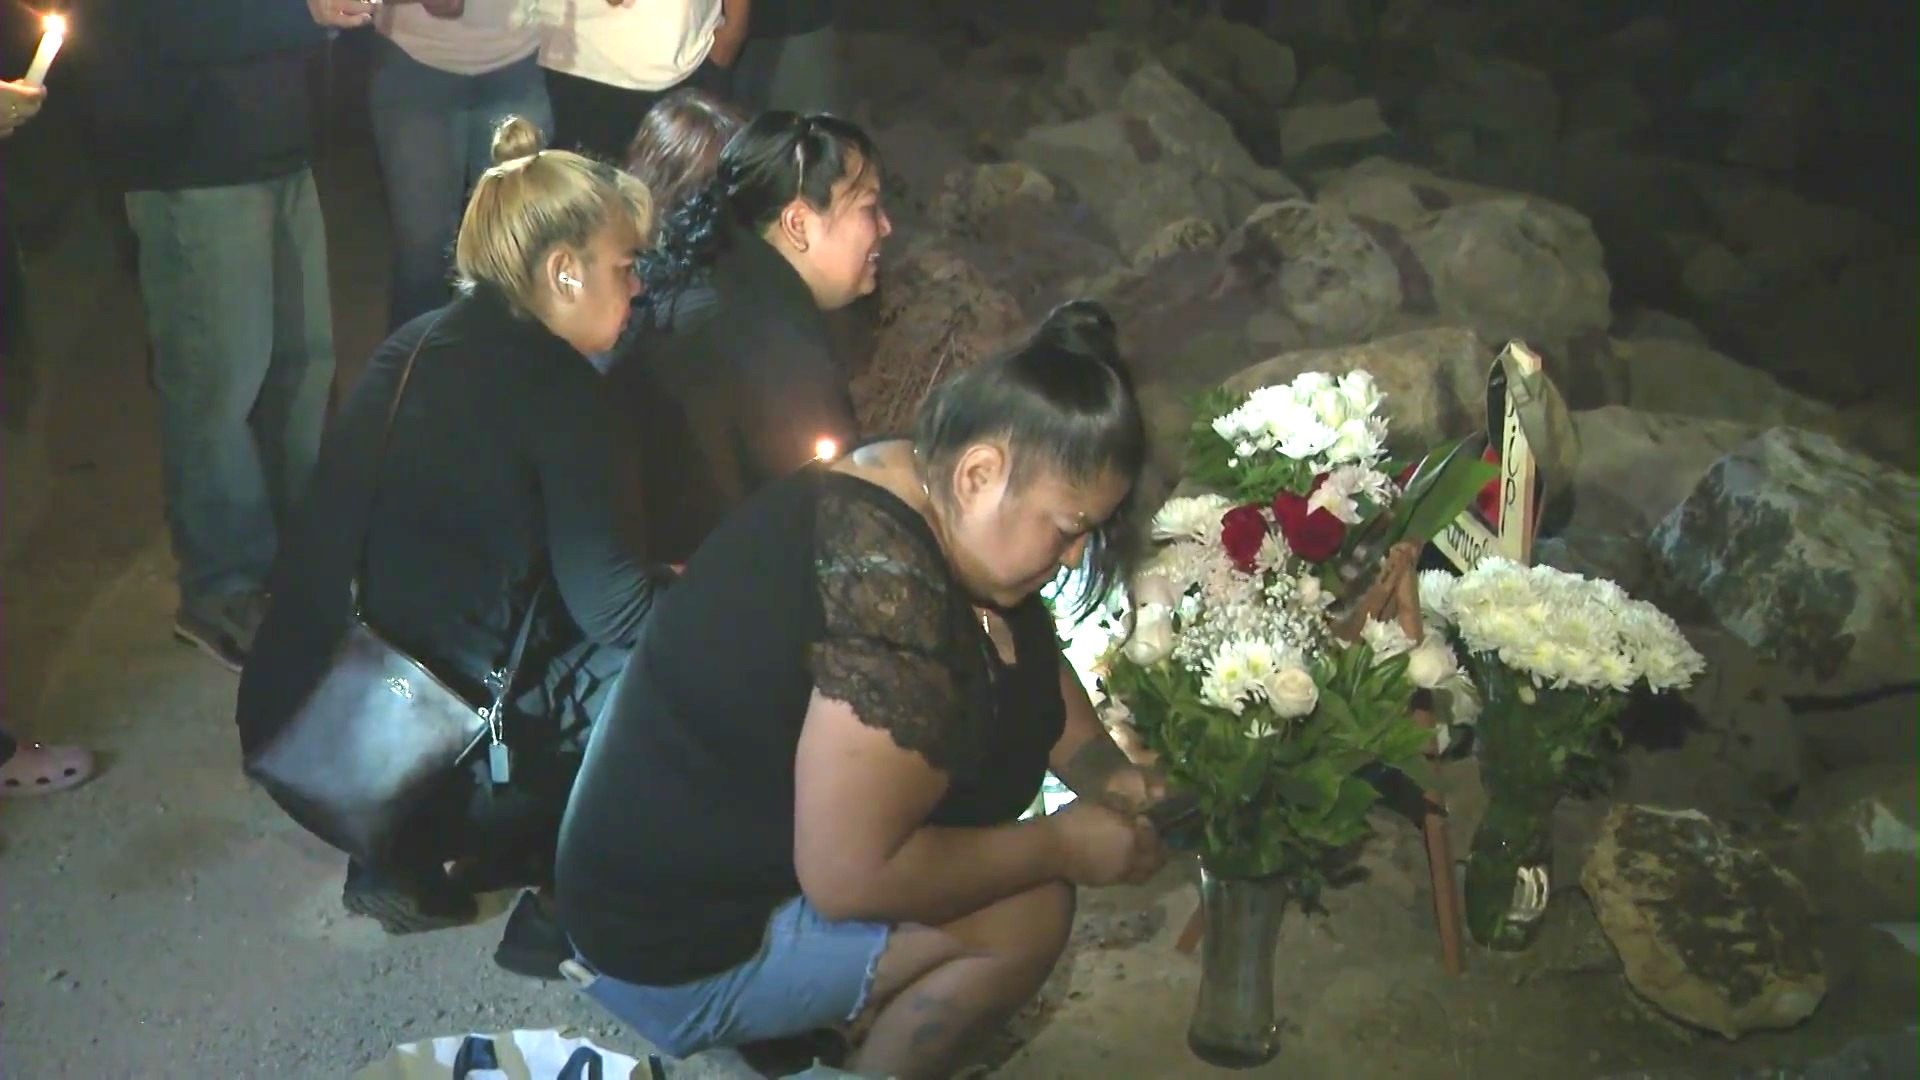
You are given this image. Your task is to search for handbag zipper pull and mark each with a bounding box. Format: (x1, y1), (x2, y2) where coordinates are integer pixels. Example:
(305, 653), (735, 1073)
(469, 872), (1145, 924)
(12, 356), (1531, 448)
(488, 739), (512, 786)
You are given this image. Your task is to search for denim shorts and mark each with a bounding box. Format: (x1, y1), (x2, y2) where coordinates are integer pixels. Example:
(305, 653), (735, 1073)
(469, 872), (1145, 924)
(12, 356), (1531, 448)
(566, 895), (892, 1060)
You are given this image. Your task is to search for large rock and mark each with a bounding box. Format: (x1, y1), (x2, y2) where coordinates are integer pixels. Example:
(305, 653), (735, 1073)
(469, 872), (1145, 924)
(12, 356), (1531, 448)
(1582, 804), (1827, 1039)
(1612, 338), (1835, 430)
(1162, 15), (1298, 162)
(1215, 200), (1406, 346)
(1114, 64), (1298, 200)
(854, 246), (1026, 435)
(1410, 49), (1560, 190)
(1220, 327), (1495, 456)
(1012, 65), (1301, 254)
(1311, 157), (1516, 232)
(1649, 428), (1920, 696)
(1789, 764), (1920, 924)
(1536, 408), (1766, 593)
(927, 162), (1057, 235)
(1406, 196), (1613, 347)
(1279, 99), (1393, 166)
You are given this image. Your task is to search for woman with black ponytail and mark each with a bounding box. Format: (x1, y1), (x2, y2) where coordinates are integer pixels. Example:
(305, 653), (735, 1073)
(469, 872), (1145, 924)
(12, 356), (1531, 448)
(609, 110), (889, 564)
(558, 301), (1171, 1079)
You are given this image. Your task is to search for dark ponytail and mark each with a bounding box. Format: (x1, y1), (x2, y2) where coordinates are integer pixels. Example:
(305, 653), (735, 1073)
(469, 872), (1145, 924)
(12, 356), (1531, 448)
(912, 299), (1148, 619)
(637, 110), (881, 308)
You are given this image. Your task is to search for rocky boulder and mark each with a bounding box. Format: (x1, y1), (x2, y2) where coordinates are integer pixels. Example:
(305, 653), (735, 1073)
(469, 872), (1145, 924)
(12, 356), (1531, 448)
(1161, 15), (1299, 162)
(1409, 49), (1561, 190)
(1612, 338), (1835, 430)
(1279, 99), (1395, 168)
(1406, 196), (1613, 348)
(1012, 62), (1304, 255)
(927, 162), (1057, 235)
(1788, 764), (1919, 924)
(1535, 407), (1766, 594)
(1583, 804), (1827, 1039)
(1649, 428), (1920, 696)
(853, 246), (1026, 435)
(1215, 199), (1408, 346)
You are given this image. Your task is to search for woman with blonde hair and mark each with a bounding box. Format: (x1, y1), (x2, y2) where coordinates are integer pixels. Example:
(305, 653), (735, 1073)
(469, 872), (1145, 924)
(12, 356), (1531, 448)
(238, 116), (674, 977)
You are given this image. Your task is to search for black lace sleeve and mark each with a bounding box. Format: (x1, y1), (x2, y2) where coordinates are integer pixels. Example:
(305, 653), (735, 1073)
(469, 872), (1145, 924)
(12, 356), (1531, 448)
(807, 485), (971, 773)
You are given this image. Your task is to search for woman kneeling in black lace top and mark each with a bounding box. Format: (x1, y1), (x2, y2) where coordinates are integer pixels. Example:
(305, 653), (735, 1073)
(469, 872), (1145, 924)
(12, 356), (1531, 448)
(555, 300), (1171, 1078)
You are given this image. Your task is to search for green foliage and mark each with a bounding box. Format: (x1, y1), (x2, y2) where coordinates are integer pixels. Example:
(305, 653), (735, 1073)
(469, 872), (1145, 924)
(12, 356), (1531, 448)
(1468, 655), (1628, 796)
(1384, 437), (1501, 546)
(1104, 642), (1436, 888)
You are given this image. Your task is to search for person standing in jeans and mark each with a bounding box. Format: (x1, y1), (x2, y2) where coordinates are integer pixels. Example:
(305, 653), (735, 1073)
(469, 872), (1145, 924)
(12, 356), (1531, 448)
(369, 0), (552, 329)
(94, 1), (352, 672)
(534, 0), (750, 163)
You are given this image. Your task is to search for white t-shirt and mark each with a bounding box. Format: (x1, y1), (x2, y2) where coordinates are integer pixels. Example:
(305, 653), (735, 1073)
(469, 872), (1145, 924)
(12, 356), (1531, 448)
(533, 0), (724, 92)
(378, 0), (540, 76)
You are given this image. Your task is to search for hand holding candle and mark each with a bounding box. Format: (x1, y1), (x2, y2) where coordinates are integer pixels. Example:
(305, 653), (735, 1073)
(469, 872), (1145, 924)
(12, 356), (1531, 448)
(22, 14), (65, 89)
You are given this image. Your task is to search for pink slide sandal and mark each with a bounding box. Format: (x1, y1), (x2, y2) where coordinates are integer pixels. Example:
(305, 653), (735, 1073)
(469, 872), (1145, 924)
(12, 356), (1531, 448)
(0, 742), (95, 796)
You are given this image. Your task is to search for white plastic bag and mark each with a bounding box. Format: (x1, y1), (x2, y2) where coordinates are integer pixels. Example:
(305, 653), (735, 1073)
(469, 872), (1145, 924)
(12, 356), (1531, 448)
(352, 1030), (663, 1080)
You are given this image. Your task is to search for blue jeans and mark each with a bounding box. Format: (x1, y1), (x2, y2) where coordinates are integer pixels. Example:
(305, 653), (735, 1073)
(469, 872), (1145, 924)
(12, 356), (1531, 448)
(568, 895), (892, 1059)
(125, 171), (336, 608)
(369, 36), (552, 329)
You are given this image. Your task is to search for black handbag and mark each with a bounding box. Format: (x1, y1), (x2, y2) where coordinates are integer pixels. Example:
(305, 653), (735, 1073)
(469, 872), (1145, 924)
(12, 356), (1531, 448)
(244, 316), (545, 868)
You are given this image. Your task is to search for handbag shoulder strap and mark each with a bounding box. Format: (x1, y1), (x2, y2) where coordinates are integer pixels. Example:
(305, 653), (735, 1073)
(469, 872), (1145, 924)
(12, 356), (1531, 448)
(357, 308), (552, 713)
(352, 311), (452, 603)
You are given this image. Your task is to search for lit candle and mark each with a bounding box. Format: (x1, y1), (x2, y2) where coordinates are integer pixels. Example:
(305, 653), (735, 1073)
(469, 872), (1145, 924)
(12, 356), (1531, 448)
(22, 14), (66, 89)
(813, 437), (839, 462)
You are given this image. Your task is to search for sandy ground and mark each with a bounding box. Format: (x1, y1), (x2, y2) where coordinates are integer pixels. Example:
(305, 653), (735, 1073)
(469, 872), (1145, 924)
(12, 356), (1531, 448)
(4, 54), (1917, 1080)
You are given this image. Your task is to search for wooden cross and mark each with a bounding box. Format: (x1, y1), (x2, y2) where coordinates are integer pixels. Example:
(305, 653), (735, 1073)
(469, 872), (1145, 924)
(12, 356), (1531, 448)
(1431, 340), (1545, 572)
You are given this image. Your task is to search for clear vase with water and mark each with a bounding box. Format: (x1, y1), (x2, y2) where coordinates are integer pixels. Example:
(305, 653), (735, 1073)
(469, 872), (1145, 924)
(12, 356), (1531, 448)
(1186, 865), (1285, 1069)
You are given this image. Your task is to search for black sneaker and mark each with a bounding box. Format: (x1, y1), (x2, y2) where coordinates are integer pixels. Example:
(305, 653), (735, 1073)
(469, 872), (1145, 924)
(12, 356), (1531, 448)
(341, 858), (478, 935)
(173, 590), (269, 673)
(494, 889), (572, 981)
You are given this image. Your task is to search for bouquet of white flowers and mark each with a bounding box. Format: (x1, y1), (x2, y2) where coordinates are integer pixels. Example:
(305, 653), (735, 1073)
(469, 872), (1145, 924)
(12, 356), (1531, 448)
(1092, 373), (1493, 888)
(1417, 558), (1706, 949)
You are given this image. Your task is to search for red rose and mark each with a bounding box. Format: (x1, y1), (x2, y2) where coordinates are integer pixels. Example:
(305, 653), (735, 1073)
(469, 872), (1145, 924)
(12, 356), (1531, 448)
(1475, 446), (1502, 526)
(1219, 505), (1269, 571)
(1272, 479), (1348, 563)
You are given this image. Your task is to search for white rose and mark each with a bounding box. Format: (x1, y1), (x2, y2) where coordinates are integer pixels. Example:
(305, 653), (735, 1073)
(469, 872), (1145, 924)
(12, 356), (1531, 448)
(1308, 386), (1355, 428)
(1337, 369), (1381, 412)
(1290, 371), (1337, 398)
(1263, 666), (1320, 718)
(1405, 631), (1461, 690)
(1122, 603), (1176, 665)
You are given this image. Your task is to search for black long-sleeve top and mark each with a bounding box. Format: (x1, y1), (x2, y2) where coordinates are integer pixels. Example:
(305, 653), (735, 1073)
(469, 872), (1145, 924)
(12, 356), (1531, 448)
(238, 288), (672, 755)
(609, 226), (859, 564)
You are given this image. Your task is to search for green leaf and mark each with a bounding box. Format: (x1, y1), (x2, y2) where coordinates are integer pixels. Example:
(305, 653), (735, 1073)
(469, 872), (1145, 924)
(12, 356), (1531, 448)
(1384, 438), (1501, 546)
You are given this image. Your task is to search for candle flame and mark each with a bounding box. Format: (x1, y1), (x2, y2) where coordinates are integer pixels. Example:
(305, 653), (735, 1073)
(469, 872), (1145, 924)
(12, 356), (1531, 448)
(813, 437), (839, 462)
(42, 13), (66, 34)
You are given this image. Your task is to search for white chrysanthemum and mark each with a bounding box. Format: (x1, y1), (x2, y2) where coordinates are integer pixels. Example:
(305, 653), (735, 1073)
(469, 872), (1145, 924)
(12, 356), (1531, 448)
(1447, 560), (1704, 693)
(1152, 494), (1232, 543)
(1201, 638), (1278, 715)
(1361, 617), (1414, 660)
(1417, 569), (1457, 627)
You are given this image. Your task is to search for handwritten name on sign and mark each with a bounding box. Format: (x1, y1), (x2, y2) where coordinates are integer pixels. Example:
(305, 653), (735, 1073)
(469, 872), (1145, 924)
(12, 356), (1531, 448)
(1432, 341), (1543, 572)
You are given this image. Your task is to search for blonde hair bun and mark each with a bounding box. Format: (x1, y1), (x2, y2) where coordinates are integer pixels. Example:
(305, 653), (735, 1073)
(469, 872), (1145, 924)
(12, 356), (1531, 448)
(491, 115), (547, 165)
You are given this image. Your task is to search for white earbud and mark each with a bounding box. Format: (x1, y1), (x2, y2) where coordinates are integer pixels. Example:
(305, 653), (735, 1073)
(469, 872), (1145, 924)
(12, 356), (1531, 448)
(557, 272), (583, 291)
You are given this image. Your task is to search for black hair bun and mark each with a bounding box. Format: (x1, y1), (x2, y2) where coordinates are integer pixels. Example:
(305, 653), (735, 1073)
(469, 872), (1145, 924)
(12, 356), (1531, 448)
(1035, 299), (1120, 366)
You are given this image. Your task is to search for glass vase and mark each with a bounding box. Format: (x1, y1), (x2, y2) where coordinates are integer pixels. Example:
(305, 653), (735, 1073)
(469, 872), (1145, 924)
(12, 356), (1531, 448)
(1462, 762), (1559, 950)
(1186, 865), (1285, 1069)
(1461, 662), (1567, 952)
